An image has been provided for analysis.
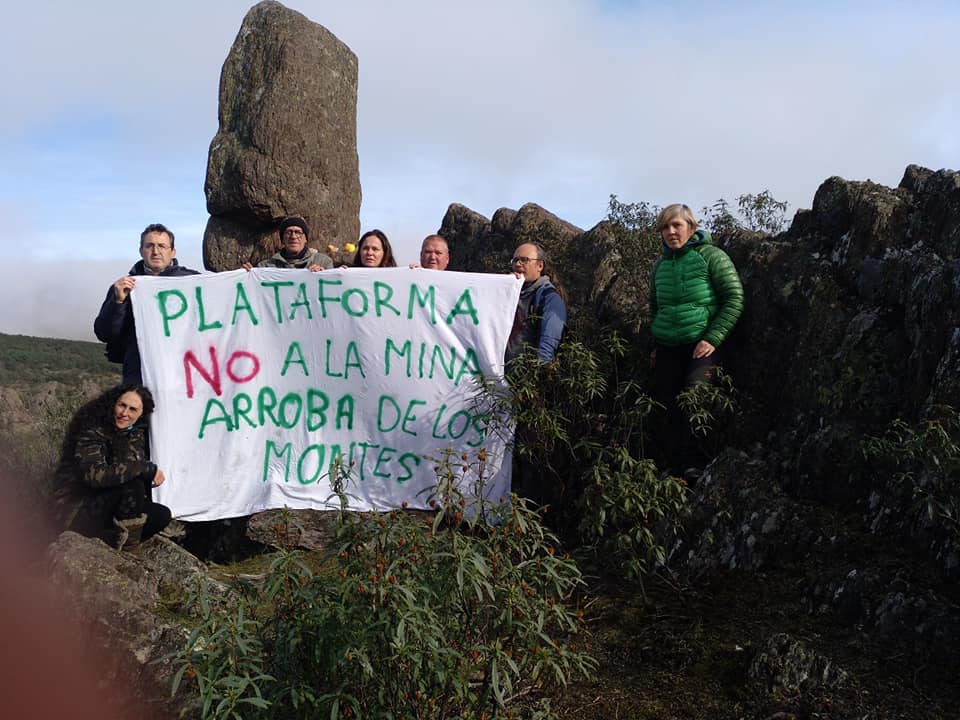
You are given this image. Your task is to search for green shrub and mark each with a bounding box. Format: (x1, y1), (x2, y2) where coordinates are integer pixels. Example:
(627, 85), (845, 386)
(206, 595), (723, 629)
(492, 337), (688, 582)
(0, 333), (116, 384)
(608, 189), (788, 240)
(174, 453), (595, 720)
(577, 445), (687, 581)
(862, 405), (960, 541)
(677, 368), (738, 456)
(699, 191), (789, 235)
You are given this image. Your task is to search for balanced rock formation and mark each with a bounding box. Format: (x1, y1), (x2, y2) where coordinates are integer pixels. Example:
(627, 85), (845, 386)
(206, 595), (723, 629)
(203, 1), (361, 271)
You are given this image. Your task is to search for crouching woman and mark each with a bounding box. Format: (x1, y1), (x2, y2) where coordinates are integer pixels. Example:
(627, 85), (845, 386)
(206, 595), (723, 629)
(54, 384), (171, 551)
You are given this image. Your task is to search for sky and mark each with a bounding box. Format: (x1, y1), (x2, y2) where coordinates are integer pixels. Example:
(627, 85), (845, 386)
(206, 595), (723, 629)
(1, 0), (957, 341)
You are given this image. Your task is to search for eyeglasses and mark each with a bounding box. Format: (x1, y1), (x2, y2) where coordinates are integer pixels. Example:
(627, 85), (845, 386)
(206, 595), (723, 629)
(510, 256), (541, 265)
(283, 229), (306, 237)
(142, 243), (171, 251)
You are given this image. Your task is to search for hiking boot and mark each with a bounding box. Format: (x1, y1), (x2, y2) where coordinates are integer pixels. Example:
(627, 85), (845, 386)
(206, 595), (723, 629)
(113, 513), (148, 553)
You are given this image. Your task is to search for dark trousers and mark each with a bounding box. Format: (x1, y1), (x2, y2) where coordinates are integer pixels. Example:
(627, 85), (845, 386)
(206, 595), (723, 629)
(653, 342), (722, 473)
(68, 478), (171, 542)
(511, 423), (559, 511)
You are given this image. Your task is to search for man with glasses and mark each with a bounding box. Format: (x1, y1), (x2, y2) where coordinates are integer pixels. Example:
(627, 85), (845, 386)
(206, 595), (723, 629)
(504, 242), (567, 365)
(95, 223), (200, 384)
(243, 216), (333, 271)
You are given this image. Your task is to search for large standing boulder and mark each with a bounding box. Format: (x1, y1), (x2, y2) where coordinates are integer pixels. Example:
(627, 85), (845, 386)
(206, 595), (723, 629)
(203, 1), (361, 271)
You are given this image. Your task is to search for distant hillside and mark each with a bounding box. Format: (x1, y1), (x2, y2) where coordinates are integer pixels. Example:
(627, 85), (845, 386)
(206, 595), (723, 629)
(0, 334), (119, 504)
(0, 332), (117, 384)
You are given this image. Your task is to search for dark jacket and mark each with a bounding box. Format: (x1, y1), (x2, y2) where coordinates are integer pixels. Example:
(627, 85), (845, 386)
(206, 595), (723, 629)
(505, 276), (567, 364)
(53, 422), (156, 530)
(649, 230), (744, 347)
(94, 259), (199, 383)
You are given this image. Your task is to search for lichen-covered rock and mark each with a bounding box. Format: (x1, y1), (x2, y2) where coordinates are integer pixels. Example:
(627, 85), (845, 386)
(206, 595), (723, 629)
(247, 508), (437, 550)
(748, 633), (849, 695)
(203, 0), (361, 270)
(47, 532), (191, 716)
(806, 567), (960, 663)
(202, 215), (282, 270)
(439, 201), (606, 308)
(438, 203), (497, 272)
(246, 508), (339, 550)
(584, 220), (648, 334)
(668, 449), (822, 578)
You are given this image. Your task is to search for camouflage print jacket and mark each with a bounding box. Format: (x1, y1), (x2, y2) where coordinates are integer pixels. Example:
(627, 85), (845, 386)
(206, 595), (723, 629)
(53, 422), (156, 529)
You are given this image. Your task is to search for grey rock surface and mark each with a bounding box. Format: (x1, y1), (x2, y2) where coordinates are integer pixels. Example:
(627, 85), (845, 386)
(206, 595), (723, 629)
(748, 633), (849, 694)
(203, 1), (361, 271)
(47, 532), (191, 716)
(438, 201), (599, 306)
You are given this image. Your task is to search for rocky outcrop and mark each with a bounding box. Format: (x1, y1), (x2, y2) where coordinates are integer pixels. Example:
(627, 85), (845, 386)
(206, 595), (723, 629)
(439, 201), (612, 310)
(727, 165), (960, 444)
(649, 166), (960, 708)
(714, 167), (960, 564)
(203, 1), (361, 271)
(47, 532), (203, 716)
(440, 167), (960, 700)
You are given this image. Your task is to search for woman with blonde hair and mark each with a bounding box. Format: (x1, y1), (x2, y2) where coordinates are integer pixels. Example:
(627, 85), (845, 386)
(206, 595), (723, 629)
(650, 203), (743, 476)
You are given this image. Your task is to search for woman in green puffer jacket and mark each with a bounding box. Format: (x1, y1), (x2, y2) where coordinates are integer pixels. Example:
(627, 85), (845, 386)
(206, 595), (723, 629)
(650, 203), (744, 477)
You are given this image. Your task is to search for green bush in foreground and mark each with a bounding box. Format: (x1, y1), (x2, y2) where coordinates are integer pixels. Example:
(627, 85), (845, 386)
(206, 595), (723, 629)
(174, 452), (595, 720)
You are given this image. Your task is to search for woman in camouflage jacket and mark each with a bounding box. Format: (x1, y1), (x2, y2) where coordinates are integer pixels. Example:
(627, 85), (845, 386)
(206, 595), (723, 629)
(54, 384), (171, 551)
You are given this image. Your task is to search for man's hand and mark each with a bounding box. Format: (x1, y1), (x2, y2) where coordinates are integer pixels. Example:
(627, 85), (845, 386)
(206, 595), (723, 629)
(308, 264), (325, 272)
(113, 276), (136, 303)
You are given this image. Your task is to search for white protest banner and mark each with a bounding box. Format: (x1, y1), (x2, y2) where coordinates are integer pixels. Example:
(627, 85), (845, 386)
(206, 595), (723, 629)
(130, 268), (521, 520)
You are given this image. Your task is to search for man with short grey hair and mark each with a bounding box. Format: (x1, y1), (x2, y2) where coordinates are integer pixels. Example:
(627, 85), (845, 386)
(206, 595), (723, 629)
(418, 234), (450, 270)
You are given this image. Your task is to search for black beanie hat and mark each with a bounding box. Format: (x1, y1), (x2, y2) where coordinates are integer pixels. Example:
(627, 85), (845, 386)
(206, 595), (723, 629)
(279, 216), (309, 240)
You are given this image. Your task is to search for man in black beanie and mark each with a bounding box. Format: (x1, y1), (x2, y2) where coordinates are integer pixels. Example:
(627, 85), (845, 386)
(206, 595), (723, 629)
(247, 216), (333, 271)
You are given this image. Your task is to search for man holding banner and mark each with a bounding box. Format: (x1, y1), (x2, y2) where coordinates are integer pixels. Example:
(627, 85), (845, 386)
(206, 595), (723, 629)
(419, 234), (450, 270)
(242, 216), (333, 272)
(505, 242), (567, 365)
(95, 223), (200, 384)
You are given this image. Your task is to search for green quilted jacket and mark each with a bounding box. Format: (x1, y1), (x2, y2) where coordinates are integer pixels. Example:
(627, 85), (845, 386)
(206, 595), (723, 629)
(649, 230), (744, 347)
